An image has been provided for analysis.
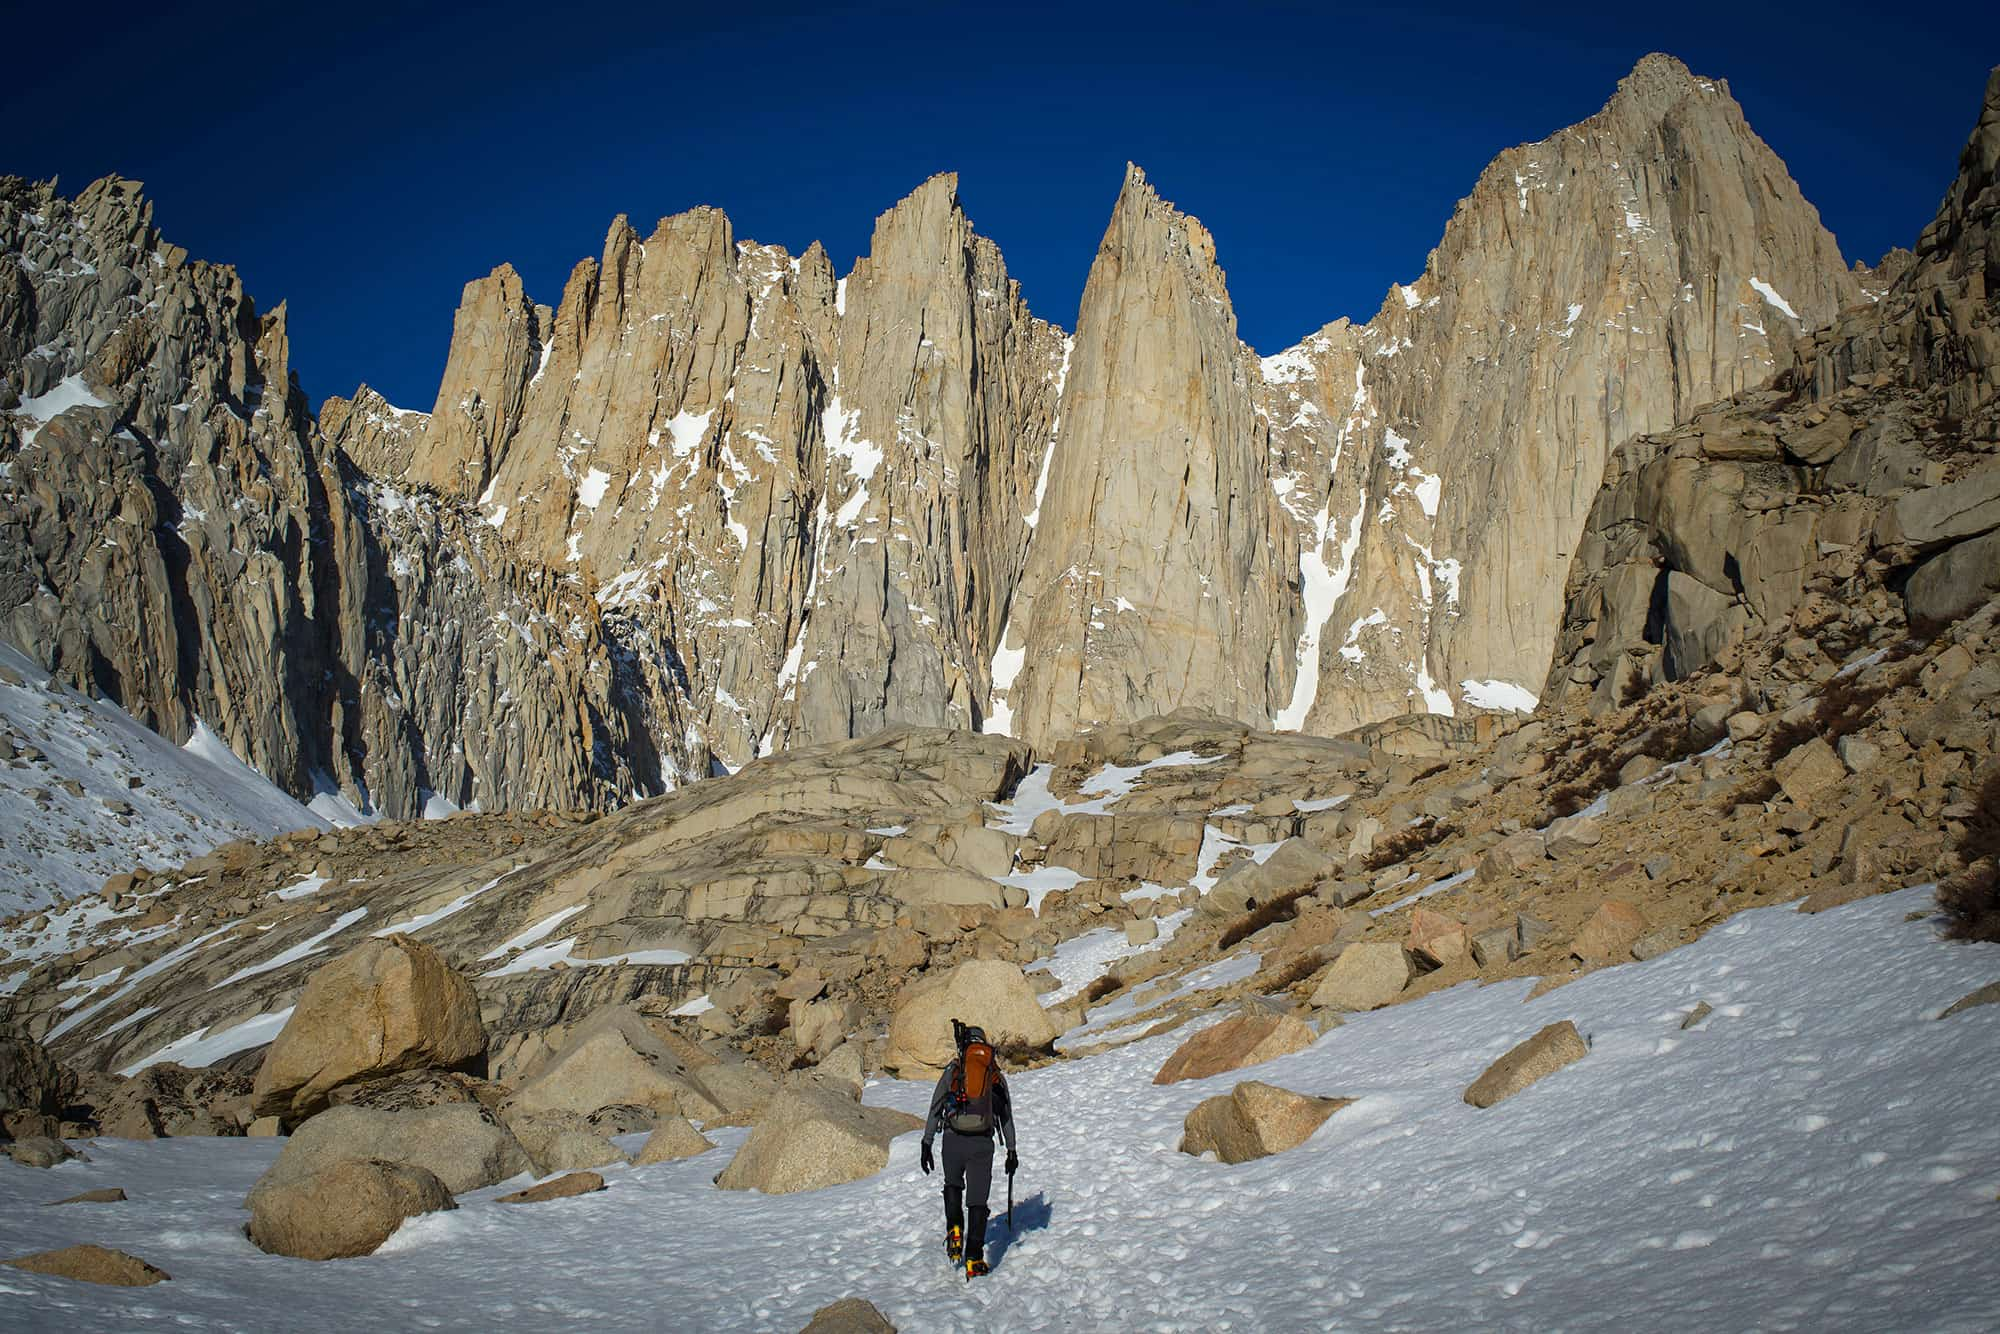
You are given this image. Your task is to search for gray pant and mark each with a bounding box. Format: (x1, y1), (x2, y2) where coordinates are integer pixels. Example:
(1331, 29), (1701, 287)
(942, 1129), (994, 1215)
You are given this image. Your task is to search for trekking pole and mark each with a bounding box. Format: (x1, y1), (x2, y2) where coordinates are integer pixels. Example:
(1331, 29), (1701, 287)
(1007, 1162), (1014, 1233)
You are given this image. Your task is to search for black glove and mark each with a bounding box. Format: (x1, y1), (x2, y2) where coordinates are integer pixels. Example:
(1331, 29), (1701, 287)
(920, 1141), (934, 1175)
(1005, 1149), (1018, 1175)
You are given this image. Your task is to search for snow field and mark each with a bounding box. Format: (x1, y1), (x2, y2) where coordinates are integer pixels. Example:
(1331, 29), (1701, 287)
(0, 645), (338, 914)
(4, 886), (1993, 1330)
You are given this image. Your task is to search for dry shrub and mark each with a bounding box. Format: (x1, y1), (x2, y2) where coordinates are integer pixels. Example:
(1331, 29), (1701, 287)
(1767, 638), (1925, 762)
(1721, 773), (1782, 810)
(994, 1038), (1060, 1068)
(1939, 770), (2000, 943)
(1259, 950), (1331, 994)
(1533, 692), (1704, 825)
(1362, 820), (1451, 872)
(1216, 883), (1321, 953)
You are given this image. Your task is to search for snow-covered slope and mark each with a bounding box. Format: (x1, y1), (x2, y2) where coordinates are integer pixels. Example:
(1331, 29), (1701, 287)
(0, 645), (342, 915)
(2, 885), (1993, 1329)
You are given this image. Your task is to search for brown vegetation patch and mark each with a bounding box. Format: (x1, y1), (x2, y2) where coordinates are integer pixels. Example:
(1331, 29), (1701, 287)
(1535, 693), (1705, 824)
(1216, 883), (1322, 953)
(1361, 819), (1453, 872)
(1259, 951), (1331, 995)
(1084, 974), (1122, 1003)
(1940, 770), (2000, 943)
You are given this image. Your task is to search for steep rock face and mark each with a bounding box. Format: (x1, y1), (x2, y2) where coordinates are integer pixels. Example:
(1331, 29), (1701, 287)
(395, 54), (1856, 770)
(1549, 65), (1999, 702)
(387, 175), (1063, 769)
(1264, 54), (1861, 735)
(0, 176), (345, 798)
(785, 176), (1066, 753)
(0, 179), (662, 818)
(1004, 166), (1295, 741)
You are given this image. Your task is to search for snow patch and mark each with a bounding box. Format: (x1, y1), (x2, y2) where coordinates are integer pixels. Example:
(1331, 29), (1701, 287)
(1748, 277), (1800, 322)
(1460, 678), (1540, 713)
(117, 1007), (296, 1077)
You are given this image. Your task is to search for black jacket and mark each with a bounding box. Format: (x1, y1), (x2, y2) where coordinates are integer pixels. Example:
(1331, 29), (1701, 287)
(922, 1056), (1017, 1152)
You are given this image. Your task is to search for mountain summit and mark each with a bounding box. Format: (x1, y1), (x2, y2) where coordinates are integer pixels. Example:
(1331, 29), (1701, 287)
(1, 56), (1864, 818)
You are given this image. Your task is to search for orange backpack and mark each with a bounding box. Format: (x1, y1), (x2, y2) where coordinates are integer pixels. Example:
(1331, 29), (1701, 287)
(947, 1031), (998, 1134)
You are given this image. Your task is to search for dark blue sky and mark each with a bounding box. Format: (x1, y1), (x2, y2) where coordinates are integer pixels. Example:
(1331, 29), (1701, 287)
(6, 3), (1994, 411)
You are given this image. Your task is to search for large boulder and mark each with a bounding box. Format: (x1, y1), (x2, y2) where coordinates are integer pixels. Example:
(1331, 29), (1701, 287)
(252, 934), (486, 1122)
(1406, 908), (1467, 968)
(1152, 1006), (1316, 1085)
(1308, 942), (1412, 1012)
(245, 1104), (530, 1208)
(504, 1111), (629, 1175)
(1906, 529), (2000, 633)
(1464, 1021), (1590, 1108)
(1179, 1081), (1353, 1163)
(1200, 839), (1340, 916)
(506, 1006), (726, 1123)
(1662, 571), (1747, 679)
(5, 1136), (75, 1168)
(1882, 460), (2000, 546)
(881, 959), (1058, 1076)
(716, 1083), (923, 1195)
(246, 1159), (454, 1260)
(791, 998), (859, 1063)
(4, 1243), (170, 1286)
(1773, 738), (1846, 804)
(1544, 815), (1603, 859)
(1478, 830), (1547, 879)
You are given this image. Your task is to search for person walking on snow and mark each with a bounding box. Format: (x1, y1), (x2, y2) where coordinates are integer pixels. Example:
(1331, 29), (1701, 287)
(920, 1018), (1018, 1279)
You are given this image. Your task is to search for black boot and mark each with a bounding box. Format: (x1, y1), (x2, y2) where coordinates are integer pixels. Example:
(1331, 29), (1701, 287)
(965, 1205), (990, 1278)
(943, 1185), (964, 1261)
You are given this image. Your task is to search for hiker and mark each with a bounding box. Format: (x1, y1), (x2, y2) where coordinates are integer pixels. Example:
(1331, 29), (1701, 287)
(920, 1018), (1019, 1279)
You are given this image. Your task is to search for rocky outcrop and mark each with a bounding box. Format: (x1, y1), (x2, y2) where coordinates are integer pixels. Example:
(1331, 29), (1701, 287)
(1005, 165), (1294, 740)
(1270, 55), (1859, 736)
(1548, 65), (2000, 706)
(0, 1032), (65, 1137)
(0, 177), (674, 820)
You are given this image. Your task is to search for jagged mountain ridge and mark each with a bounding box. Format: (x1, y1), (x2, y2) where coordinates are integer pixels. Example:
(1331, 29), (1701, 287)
(3, 54), (1868, 818)
(0, 178), (671, 821)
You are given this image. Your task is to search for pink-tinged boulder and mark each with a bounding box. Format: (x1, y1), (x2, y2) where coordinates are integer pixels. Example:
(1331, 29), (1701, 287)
(1153, 1007), (1316, 1085)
